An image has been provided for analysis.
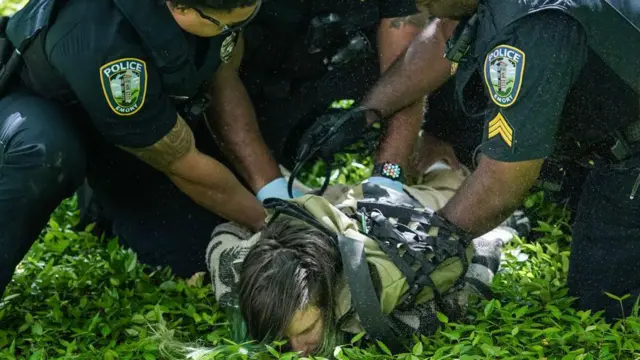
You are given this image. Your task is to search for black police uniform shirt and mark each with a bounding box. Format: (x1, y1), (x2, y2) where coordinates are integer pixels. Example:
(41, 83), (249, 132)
(469, 10), (639, 163)
(242, 0), (417, 79)
(42, 0), (228, 149)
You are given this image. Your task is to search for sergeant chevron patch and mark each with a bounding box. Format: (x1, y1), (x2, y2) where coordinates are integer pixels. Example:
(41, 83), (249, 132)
(488, 112), (513, 147)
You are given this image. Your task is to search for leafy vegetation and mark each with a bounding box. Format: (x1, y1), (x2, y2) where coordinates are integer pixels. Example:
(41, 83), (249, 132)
(5, 150), (640, 360)
(3, 2), (640, 360)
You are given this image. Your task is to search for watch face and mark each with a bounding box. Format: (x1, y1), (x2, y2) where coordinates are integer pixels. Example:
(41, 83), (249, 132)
(381, 163), (402, 179)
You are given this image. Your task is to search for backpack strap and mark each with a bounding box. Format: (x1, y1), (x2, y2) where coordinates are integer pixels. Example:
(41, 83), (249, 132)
(356, 200), (473, 311)
(337, 232), (404, 352)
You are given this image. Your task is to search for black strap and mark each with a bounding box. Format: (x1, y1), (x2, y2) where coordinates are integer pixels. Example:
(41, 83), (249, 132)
(337, 233), (404, 352)
(357, 201), (423, 225)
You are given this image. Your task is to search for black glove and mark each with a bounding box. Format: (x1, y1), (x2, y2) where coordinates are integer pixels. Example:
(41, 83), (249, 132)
(296, 107), (375, 163)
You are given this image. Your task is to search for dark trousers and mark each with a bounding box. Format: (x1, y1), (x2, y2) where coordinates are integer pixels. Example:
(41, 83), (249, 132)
(0, 89), (225, 297)
(0, 90), (86, 296)
(568, 153), (640, 321)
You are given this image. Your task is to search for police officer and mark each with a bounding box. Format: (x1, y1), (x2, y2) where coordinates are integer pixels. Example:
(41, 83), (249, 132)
(238, 0), (428, 193)
(306, 0), (640, 320)
(0, 0), (291, 297)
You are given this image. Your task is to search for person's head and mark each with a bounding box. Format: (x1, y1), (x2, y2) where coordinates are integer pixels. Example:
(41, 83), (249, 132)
(418, 0), (477, 19)
(238, 217), (342, 356)
(166, 0), (261, 37)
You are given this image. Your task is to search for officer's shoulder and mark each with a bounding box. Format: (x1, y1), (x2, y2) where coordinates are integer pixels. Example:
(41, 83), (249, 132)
(46, 0), (139, 65)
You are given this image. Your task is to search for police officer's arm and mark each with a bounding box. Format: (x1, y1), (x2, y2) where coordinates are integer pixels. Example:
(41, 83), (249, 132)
(49, 41), (266, 231)
(373, 12), (430, 167)
(360, 17), (458, 122)
(207, 34), (282, 193)
(438, 12), (588, 235)
(121, 115), (267, 231)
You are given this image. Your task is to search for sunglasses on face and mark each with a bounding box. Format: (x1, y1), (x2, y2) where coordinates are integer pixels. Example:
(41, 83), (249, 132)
(194, 0), (262, 35)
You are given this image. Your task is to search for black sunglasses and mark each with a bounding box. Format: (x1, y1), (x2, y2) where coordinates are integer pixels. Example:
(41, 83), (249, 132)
(194, 0), (262, 35)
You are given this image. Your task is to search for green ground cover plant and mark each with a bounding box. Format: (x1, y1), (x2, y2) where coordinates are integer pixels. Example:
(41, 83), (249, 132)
(3, 3), (640, 359)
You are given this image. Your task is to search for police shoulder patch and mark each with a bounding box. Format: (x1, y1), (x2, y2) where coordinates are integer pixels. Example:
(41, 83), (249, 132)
(100, 58), (147, 116)
(484, 45), (526, 108)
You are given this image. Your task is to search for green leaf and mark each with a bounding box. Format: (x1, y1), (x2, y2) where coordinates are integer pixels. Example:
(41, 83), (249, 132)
(350, 331), (366, 344)
(436, 311), (449, 324)
(377, 341), (392, 356)
(604, 292), (621, 301)
(125, 252), (137, 272)
(265, 345), (280, 358)
(31, 322), (43, 336)
(412, 342), (423, 356)
(484, 300), (496, 317)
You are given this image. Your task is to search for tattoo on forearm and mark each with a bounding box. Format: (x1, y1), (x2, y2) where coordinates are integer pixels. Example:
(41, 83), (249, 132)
(389, 13), (431, 29)
(120, 116), (194, 172)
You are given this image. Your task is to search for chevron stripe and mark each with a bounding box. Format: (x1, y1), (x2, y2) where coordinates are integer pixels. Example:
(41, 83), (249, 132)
(487, 113), (513, 147)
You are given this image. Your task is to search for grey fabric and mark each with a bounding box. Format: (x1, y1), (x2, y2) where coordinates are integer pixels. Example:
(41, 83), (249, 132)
(206, 223), (256, 307)
(385, 228), (510, 337)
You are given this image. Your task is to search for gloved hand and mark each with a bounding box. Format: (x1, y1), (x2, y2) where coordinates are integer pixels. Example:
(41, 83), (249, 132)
(296, 107), (372, 163)
(256, 177), (303, 202)
(366, 176), (404, 192)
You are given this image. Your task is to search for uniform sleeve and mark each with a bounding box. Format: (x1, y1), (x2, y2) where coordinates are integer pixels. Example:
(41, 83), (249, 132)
(49, 27), (177, 148)
(479, 11), (588, 162)
(378, 0), (418, 19)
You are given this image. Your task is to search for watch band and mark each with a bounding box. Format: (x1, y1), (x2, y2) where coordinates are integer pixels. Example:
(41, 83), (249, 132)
(372, 162), (404, 182)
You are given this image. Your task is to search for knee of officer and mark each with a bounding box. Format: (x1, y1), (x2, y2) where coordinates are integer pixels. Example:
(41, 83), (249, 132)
(0, 92), (86, 199)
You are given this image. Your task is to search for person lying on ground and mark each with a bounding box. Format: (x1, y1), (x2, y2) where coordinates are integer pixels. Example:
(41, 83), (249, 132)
(205, 156), (529, 357)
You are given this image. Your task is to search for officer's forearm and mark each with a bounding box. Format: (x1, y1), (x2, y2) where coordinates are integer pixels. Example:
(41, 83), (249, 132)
(361, 18), (458, 123)
(375, 101), (424, 168)
(169, 152), (267, 232)
(208, 66), (281, 193)
(374, 16), (427, 167)
(438, 156), (543, 236)
(120, 116), (266, 231)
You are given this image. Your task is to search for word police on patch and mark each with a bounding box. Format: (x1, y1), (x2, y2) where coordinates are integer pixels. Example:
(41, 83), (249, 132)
(484, 45), (526, 108)
(100, 58), (148, 116)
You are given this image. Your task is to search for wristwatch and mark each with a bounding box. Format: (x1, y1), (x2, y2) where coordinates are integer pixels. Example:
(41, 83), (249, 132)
(372, 162), (404, 183)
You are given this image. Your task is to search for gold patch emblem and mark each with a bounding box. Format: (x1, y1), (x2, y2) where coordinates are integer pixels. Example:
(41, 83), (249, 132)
(488, 112), (514, 147)
(220, 32), (238, 63)
(450, 62), (459, 76)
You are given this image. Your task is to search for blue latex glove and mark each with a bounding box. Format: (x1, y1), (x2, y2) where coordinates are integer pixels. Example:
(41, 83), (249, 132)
(256, 177), (303, 202)
(366, 176), (404, 192)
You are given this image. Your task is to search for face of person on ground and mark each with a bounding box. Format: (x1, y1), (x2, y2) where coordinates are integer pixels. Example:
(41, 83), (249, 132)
(167, 1), (260, 37)
(421, 0), (477, 19)
(285, 305), (325, 356)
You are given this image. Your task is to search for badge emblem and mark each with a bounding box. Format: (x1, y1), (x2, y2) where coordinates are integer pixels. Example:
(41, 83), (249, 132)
(484, 45), (525, 108)
(487, 112), (514, 148)
(220, 32), (238, 63)
(100, 58), (147, 116)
